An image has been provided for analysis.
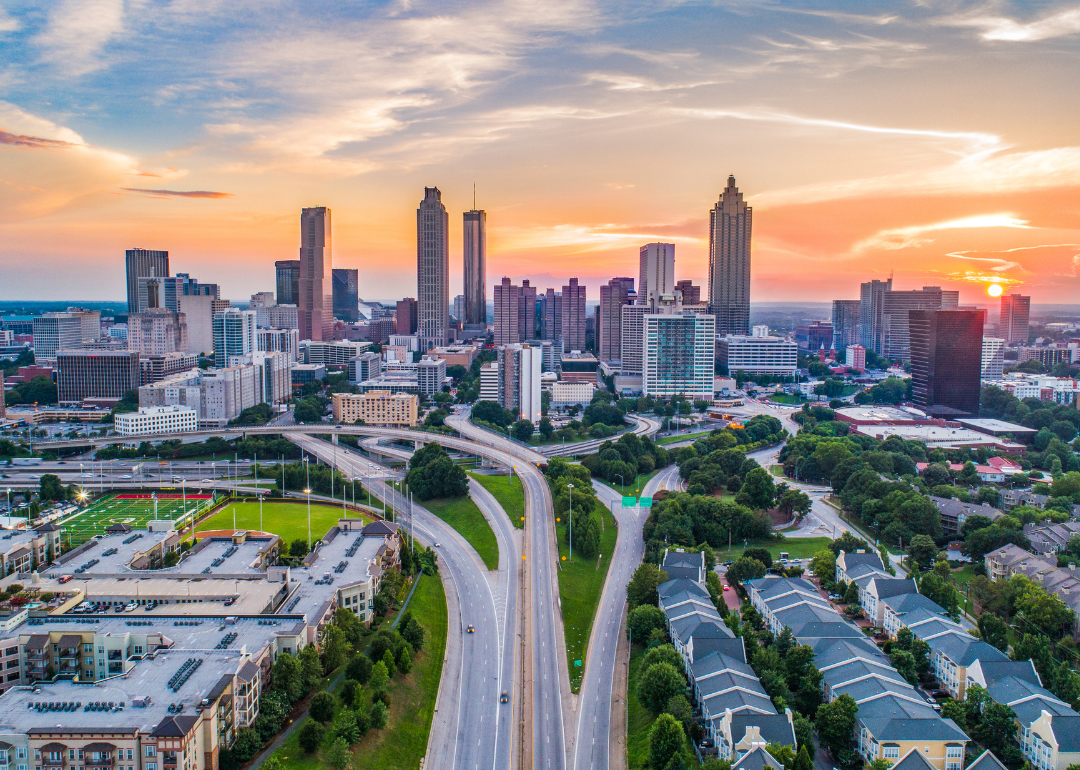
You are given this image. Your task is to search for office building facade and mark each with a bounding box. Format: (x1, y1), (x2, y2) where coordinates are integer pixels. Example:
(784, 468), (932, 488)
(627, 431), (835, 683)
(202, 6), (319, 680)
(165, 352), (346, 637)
(859, 278), (893, 356)
(57, 350), (140, 403)
(249, 292), (276, 327)
(794, 321), (833, 352)
(299, 206), (333, 342)
(137, 274), (183, 313)
(396, 298), (418, 335)
(882, 286), (959, 360)
(493, 277), (521, 346)
(139, 352), (199, 385)
(333, 391), (418, 426)
(128, 309), (188, 355)
(257, 327), (300, 361)
(598, 277), (635, 363)
(639, 243), (675, 305)
(125, 248), (169, 313)
(266, 304), (299, 330)
(542, 288), (562, 342)
(675, 279), (700, 306)
(417, 187), (450, 350)
(498, 344), (542, 422)
(910, 309), (984, 418)
(417, 355), (447, 396)
(982, 337), (1006, 379)
(643, 312), (715, 398)
(212, 309), (256, 368)
(831, 299), (861, 351)
(332, 268), (359, 323)
(560, 277), (587, 352)
(275, 259), (301, 305)
(999, 294), (1031, 344)
(707, 176), (751, 336)
(463, 209), (487, 326)
(717, 335), (798, 377)
(179, 296), (230, 357)
(32, 310), (101, 360)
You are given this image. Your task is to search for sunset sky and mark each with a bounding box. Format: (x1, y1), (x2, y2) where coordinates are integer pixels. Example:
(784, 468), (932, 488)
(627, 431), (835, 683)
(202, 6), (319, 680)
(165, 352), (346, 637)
(2, 0), (1080, 305)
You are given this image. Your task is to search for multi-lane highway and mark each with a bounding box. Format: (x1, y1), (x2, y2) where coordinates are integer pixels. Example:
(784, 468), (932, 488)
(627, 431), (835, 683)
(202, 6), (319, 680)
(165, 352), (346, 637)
(539, 413), (661, 457)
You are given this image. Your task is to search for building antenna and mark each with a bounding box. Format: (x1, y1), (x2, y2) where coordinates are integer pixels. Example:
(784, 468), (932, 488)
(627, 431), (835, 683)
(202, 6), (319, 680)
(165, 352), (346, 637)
(473, 182), (476, 210)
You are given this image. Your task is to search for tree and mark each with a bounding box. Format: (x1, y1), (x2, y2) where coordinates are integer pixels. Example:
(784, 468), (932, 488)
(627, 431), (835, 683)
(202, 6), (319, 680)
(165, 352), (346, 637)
(400, 614), (426, 651)
(868, 761), (893, 770)
(778, 488), (812, 520)
(736, 467), (776, 510)
(369, 661), (389, 694)
(627, 563), (668, 609)
(972, 701), (1019, 755)
(978, 613), (1010, 653)
(629, 604), (667, 641)
(889, 649), (918, 685)
(842, 581), (859, 605)
(810, 549), (836, 585)
(396, 645), (413, 675)
(665, 694), (694, 733)
(326, 738), (350, 770)
(793, 713), (814, 754)
(339, 679), (361, 708)
(909, 534), (939, 567)
(726, 557), (767, 586)
(642, 645), (684, 677)
(382, 649), (397, 678)
(39, 474), (66, 502)
(816, 694), (857, 756)
(320, 624), (351, 672)
(648, 713), (685, 770)
(539, 417), (554, 438)
(637, 661), (686, 713)
(511, 418), (535, 441)
(346, 654), (372, 685)
(743, 547), (773, 568)
(310, 691), (336, 723)
(272, 651), (304, 702)
(298, 719), (325, 753)
(163, 550), (180, 567)
(406, 442), (470, 500)
(331, 709), (361, 745)
(290, 538), (309, 558)
(793, 744), (814, 770)
(369, 700), (389, 730)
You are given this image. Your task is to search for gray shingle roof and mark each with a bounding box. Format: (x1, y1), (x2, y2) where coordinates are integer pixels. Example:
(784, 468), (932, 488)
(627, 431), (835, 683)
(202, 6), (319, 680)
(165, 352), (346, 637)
(729, 712), (796, 749)
(892, 747), (940, 770)
(965, 749), (1009, 770)
(658, 577), (709, 601)
(732, 747), (783, 770)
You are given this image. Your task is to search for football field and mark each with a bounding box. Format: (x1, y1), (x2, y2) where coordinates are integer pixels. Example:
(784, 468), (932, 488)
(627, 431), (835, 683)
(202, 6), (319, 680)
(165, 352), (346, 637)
(60, 493), (218, 545)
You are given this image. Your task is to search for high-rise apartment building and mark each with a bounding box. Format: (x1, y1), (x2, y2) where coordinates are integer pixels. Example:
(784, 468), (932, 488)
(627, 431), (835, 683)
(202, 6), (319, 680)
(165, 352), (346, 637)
(396, 298), (418, 335)
(125, 248), (169, 313)
(249, 292), (276, 327)
(639, 243), (675, 305)
(982, 337), (1006, 379)
(275, 259), (301, 306)
(497, 344), (543, 422)
(675, 279), (700, 306)
(999, 294), (1031, 344)
(831, 299), (861, 351)
(493, 277), (522, 346)
(707, 176), (752, 336)
(859, 277), (893, 356)
(909, 309), (984, 418)
(543, 289), (562, 342)
(881, 286), (959, 361)
(299, 206), (333, 342)
(643, 311), (716, 398)
(257, 327), (300, 362)
(332, 268), (359, 323)
(519, 280), (537, 342)
(417, 187), (450, 350)
(57, 350), (140, 403)
(213, 309), (256, 368)
(179, 296), (230, 357)
(32, 310), (101, 360)
(463, 208), (487, 326)
(598, 277), (635, 363)
(266, 304), (298, 331)
(128, 309), (188, 355)
(560, 277), (587, 352)
(140, 352), (199, 385)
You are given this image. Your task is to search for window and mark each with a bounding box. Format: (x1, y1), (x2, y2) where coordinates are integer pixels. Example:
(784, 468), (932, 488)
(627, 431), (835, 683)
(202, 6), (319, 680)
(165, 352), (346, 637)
(884, 747), (900, 760)
(126, 753), (132, 762)
(143, 749), (156, 759)
(145, 763), (156, 770)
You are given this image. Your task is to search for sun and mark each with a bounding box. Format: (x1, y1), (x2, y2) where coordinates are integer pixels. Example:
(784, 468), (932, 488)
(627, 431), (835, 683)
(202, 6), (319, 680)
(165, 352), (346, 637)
(987, 283), (1004, 297)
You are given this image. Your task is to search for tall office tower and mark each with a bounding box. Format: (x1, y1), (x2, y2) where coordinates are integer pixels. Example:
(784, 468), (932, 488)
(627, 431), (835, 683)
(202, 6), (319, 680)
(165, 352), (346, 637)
(643, 311), (716, 398)
(543, 289), (562, 342)
(176, 273), (219, 299)
(453, 295), (466, 322)
(639, 243), (675, 305)
(858, 277), (893, 355)
(882, 286), (958, 361)
(982, 337), (1006, 379)
(128, 309), (188, 355)
(560, 278), (587, 352)
(212, 309), (257, 368)
(276, 260), (301, 306)
(831, 299), (861, 351)
(299, 207), (333, 342)
(417, 187), (450, 350)
(32, 310), (101, 360)
(909, 309), (983, 418)
(707, 176), (752, 336)
(332, 268), (359, 322)
(598, 277), (635, 363)
(519, 280), (537, 341)
(493, 277), (522, 346)
(396, 298), (419, 335)
(463, 208), (487, 326)
(125, 248), (169, 313)
(675, 279), (700, 306)
(999, 294), (1031, 344)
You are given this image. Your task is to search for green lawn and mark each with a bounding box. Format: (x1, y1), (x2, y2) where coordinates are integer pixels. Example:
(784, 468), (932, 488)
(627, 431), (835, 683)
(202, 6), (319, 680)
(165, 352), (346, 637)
(656, 430), (712, 446)
(599, 469), (661, 498)
(556, 511), (618, 692)
(468, 472), (525, 528)
(717, 536), (833, 563)
(769, 393), (807, 405)
(195, 499), (369, 544)
(627, 645), (652, 770)
(423, 495), (500, 570)
(271, 574), (448, 770)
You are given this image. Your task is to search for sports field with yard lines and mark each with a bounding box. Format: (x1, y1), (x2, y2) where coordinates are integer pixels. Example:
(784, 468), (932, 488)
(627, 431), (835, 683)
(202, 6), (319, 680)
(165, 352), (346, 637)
(60, 493), (216, 544)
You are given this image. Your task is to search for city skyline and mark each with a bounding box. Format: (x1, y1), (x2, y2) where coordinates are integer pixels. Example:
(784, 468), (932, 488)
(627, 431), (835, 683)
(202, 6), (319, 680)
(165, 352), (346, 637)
(2, 2), (1079, 303)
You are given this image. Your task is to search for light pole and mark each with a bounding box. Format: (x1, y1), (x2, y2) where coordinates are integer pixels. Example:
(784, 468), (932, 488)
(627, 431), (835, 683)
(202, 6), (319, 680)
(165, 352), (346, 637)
(567, 482), (574, 562)
(305, 486), (312, 550)
(614, 474), (624, 493)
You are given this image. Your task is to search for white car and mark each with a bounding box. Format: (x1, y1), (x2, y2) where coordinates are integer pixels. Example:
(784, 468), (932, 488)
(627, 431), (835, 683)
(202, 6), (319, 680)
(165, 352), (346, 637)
(201, 479), (213, 483)
(119, 474), (132, 479)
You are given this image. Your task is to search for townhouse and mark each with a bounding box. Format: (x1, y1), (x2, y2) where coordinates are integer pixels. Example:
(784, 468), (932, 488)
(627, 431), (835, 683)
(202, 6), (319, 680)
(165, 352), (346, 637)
(984, 544), (1080, 633)
(860, 578), (918, 628)
(0, 525), (62, 576)
(927, 497), (1004, 537)
(1023, 521), (1080, 558)
(835, 550), (888, 584)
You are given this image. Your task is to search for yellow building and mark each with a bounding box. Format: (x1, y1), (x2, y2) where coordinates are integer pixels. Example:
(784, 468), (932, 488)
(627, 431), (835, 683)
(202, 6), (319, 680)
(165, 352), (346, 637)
(332, 391), (418, 426)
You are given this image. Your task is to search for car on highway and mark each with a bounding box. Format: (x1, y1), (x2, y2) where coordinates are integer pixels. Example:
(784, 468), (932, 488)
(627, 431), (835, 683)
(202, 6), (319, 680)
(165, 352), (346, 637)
(467, 624), (474, 633)
(500, 691), (509, 703)
(435, 542), (442, 547)
(119, 474), (131, 479)
(201, 479), (212, 483)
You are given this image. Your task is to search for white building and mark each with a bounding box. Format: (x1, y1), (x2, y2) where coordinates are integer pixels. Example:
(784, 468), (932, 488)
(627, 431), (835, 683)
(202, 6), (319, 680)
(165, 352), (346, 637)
(638, 243), (675, 305)
(212, 308), (256, 368)
(717, 335), (798, 377)
(301, 340), (371, 367)
(643, 312), (716, 398)
(128, 309), (188, 355)
(619, 304), (649, 376)
(230, 352), (291, 405)
(348, 352), (383, 385)
(179, 295), (230, 356)
(257, 327), (300, 361)
(387, 335), (421, 351)
(497, 345), (542, 421)
(266, 304), (299, 330)
(751, 324), (770, 338)
(551, 380), (595, 409)
(992, 373), (1080, 405)
(138, 363), (263, 427)
(982, 337), (1005, 379)
(114, 405), (198, 436)
(416, 355), (447, 396)
(479, 361), (500, 402)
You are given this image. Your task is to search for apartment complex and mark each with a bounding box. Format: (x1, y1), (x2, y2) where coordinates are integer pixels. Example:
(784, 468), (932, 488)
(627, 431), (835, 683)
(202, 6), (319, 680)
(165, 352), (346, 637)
(331, 391), (418, 426)
(716, 335), (798, 377)
(114, 405), (199, 436)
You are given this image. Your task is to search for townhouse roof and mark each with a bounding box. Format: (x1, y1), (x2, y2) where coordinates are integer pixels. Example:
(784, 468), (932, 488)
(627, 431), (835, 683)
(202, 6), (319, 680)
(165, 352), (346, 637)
(810, 637), (888, 668)
(697, 671), (769, 702)
(986, 676), (1073, 725)
(847, 562), (891, 582)
(788, 622), (866, 640)
(833, 675), (918, 704)
(731, 747), (783, 770)
(663, 549), (705, 571)
(691, 652), (757, 683)
(669, 613), (732, 644)
(868, 577), (917, 599)
(688, 636), (747, 664)
(908, 616), (967, 640)
(660, 592), (716, 618)
(891, 747), (940, 770)
(360, 520), (398, 537)
(658, 578), (710, 601)
(928, 496), (1004, 524)
(881, 592), (948, 617)
(822, 659), (909, 691)
(728, 712), (796, 750)
(858, 694), (967, 742)
(925, 632), (1008, 667)
(964, 750), (1009, 770)
(663, 565), (703, 582)
(985, 543), (1033, 566)
(1048, 715), (1080, 752)
(975, 659), (1040, 689)
(837, 550), (885, 572)
(700, 686), (776, 716)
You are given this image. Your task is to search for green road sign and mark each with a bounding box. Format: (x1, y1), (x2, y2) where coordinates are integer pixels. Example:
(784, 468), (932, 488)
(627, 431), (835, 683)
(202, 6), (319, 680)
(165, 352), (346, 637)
(574, 660), (582, 667)
(639, 497), (653, 507)
(621, 496), (637, 507)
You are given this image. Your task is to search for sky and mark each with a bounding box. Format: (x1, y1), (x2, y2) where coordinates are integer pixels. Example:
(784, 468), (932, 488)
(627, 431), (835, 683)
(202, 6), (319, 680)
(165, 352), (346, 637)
(2, 0), (1080, 306)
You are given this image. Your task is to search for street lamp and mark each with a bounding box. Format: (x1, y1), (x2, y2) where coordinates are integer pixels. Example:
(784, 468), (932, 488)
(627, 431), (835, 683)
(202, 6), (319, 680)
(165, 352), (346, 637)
(567, 482), (574, 562)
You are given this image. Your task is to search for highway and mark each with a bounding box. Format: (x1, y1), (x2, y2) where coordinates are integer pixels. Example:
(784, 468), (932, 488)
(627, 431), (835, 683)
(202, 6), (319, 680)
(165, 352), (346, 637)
(289, 433), (520, 770)
(539, 413), (662, 457)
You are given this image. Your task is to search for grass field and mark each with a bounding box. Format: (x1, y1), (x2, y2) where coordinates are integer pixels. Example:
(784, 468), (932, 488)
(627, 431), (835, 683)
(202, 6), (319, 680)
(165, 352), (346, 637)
(599, 469), (661, 498)
(656, 430), (712, 446)
(556, 512), (618, 692)
(468, 472), (525, 528)
(423, 496), (500, 570)
(61, 493), (216, 545)
(717, 536), (833, 563)
(272, 573), (448, 770)
(195, 499), (369, 544)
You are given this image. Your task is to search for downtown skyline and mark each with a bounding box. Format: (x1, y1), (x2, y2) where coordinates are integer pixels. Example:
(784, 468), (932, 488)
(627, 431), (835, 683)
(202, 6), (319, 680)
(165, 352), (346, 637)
(2, 1), (1080, 303)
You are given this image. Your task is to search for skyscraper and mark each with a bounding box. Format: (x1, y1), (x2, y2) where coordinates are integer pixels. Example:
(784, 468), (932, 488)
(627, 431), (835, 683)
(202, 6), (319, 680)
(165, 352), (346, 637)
(519, 280), (537, 341)
(909, 309), (983, 418)
(332, 268), (359, 322)
(831, 299), (861, 351)
(125, 248), (169, 314)
(598, 277), (635, 363)
(543, 289), (562, 343)
(675, 279), (700, 306)
(463, 208), (486, 326)
(493, 277), (522, 346)
(299, 207), (333, 342)
(999, 294), (1031, 344)
(396, 298), (418, 335)
(417, 188), (449, 350)
(276, 260), (301, 306)
(858, 277), (893, 356)
(561, 278), (587, 352)
(643, 312), (716, 398)
(639, 243), (675, 305)
(881, 286), (958, 361)
(707, 176), (752, 336)
(213, 309), (257, 368)
(982, 337), (1006, 379)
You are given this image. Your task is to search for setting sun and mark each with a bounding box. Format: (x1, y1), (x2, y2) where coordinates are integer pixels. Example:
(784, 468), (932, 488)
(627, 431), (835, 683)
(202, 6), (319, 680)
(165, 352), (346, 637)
(987, 283), (1004, 297)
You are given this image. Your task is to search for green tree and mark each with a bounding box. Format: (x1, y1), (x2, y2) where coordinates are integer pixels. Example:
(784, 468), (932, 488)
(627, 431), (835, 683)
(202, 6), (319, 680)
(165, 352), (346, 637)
(736, 467), (777, 510)
(339, 679), (361, 708)
(908, 534), (939, 567)
(810, 549), (836, 584)
(271, 651), (304, 702)
(320, 624), (351, 672)
(381, 649), (397, 678)
(816, 694), (857, 756)
(326, 738), (350, 770)
(396, 646), (412, 675)
(627, 563), (668, 609)
(298, 719), (325, 753)
(972, 701), (1019, 755)
(842, 581), (859, 605)
(346, 654), (372, 685)
(793, 744), (814, 770)
(977, 613), (1010, 653)
(405, 442), (470, 500)
(310, 691), (336, 723)
(629, 605), (667, 641)
(726, 557), (767, 586)
(369, 661), (389, 694)
(743, 547), (773, 568)
(648, 713), (686, 770)
(637, 661), (686, 713)
(289, 538), (309, 558)
(369, 700), (389, 730)
(39, 474), (67, 502)
(512, 419), (535, 441)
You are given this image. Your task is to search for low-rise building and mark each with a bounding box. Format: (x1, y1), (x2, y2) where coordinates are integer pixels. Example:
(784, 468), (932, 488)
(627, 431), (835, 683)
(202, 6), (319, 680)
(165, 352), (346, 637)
(331, 391), (418, 427)
(716, 335), (797, 377)
(550, 381), (594, 409)
(300, 340), (371, 367)
(114, 405), (199, 437)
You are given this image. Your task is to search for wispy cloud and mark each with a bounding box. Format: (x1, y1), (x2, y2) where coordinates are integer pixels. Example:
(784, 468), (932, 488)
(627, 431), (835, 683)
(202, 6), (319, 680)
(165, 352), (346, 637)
(123, 188), (233, 199)
(0, 130), (78, 149)
(852, 214), (1032, 253)
(33, 0), (125, 76)
(939, 6), (1080, 42)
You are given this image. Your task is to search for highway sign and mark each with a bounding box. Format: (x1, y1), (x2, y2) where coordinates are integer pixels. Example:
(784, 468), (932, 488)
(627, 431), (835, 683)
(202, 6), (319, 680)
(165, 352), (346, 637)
(639, 497), (653, 507)
(621, 496), (637, 507)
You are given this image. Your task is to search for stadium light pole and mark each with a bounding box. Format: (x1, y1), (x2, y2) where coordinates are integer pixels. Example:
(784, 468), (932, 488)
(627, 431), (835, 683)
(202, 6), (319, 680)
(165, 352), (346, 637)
(567, 482), (574, 562)
(305, 486), (312, 550)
